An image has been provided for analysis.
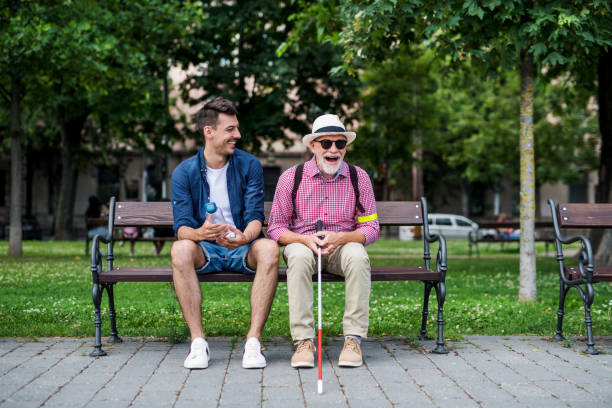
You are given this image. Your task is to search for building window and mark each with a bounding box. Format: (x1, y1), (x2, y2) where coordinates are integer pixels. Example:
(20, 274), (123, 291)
(263, 167), (281, 201)
(98, 165), (120, 204)
(569, 176), (588, 203)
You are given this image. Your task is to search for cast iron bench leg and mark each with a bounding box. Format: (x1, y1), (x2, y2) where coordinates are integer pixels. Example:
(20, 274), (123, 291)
(583, 283), (599, 355)
(554, 282), (569, 341)
(90, 282), (107, 357)
(419, 282), (433, 340)
(432, 282), (449, 354)
(106, 283), (122, 344)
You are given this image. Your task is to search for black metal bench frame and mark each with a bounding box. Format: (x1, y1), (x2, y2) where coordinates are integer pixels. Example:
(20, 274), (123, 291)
(89, 196), (449, 357)
(548, 199), (612, 354)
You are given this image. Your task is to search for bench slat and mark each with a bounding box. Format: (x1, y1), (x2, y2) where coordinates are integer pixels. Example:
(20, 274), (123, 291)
(557, 203), (612, 228)
(114, 201), (425, 227)
(564, 266), (612, 282)
(114, 202), (174, 226)
(99, 266), (439, 283)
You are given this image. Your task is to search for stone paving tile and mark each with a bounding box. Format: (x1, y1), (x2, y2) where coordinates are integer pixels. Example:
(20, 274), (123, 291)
(0, 339), (83, 403)
(0, 340), (57, 378)
(261, 339), (303, 407)
(3, 341), (91, 408)
(175, 339), (232, 407)
(0, 336), (611, 407)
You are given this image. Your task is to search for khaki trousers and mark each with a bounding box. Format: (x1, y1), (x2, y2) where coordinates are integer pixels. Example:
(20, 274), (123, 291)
(283, 242), (371, 340)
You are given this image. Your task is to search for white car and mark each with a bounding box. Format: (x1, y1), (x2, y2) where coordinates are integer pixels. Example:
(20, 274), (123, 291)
(398, 213), (495, 241)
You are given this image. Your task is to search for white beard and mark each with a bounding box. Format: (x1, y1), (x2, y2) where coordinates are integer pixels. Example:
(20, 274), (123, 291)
(317, 154), (343, 176)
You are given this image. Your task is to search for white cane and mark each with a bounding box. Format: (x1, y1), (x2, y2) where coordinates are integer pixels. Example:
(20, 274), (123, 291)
(315, 220), (323, 394)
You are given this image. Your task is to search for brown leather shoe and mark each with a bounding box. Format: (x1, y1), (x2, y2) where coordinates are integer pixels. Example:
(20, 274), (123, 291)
(291, 339), (315, 368)
(339, 337), (362, 367)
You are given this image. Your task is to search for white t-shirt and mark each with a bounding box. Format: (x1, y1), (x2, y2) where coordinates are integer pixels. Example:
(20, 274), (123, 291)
(206, 163), (236, 230)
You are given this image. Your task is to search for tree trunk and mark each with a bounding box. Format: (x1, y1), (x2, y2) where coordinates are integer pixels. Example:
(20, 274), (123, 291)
(9, 75), (23, 257)
(518, 53), (537, 302)
(53, 106), (87, 240)
(594, 48), (612, 264)
(596, 48), (611, 205)
(460, 180), (469, 217)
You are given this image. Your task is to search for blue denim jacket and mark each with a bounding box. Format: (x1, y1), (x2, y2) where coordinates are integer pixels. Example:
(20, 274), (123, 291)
(171, 147), (265, 235)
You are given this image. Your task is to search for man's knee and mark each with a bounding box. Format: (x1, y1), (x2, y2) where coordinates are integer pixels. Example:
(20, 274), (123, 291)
(284, 243), (315, 272)
(285, 243), (314, 263)
(252, 238), (279, 267)
(341, 242), (370, 273)
(171, 240), (201, 269)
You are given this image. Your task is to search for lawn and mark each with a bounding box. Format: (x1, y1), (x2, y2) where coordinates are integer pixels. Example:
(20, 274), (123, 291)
(0, 239), (610, 344)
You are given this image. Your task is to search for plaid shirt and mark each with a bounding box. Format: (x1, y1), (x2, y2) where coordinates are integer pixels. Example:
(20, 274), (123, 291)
(267, 157), (379, 245)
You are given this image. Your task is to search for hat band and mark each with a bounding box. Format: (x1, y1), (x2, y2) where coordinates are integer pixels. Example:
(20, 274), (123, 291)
(314, 125), (345, 133)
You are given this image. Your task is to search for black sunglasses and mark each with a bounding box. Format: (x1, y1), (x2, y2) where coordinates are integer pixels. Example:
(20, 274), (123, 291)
(315, 139), (347, 150)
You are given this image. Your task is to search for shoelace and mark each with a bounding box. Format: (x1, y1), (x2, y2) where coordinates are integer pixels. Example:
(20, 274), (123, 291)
(343, 338), (359, 353)
(295, 340), (314, 353)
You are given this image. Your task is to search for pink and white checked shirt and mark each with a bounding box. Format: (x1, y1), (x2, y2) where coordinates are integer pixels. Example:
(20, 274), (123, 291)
(267, 157), (379, 245)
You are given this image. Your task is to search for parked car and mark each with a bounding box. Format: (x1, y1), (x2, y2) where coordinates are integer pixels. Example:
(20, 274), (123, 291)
(428, 213), (497, 240)
(2, 216), (43, 240)
(398, 213), (496, 241)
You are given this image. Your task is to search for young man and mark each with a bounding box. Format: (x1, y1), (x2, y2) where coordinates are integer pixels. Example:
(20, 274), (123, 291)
(267, 114), (379, 368)
(171, 97), (279, 370)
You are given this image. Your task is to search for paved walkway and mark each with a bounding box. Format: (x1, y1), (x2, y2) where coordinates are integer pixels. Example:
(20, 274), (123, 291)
(1, 336), (611, 408)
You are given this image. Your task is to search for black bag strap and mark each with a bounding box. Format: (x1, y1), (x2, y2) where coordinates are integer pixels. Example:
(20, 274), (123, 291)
(349, 164), (365, 213)
(291, 163), (304, 223)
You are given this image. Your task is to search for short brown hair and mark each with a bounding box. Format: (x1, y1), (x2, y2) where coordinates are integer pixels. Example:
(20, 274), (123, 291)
(196, 97), (237, 135)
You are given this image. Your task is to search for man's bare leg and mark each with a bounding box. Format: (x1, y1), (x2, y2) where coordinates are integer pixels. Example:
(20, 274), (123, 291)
(245, 238), (279, 340)
(171, 240), (207, 340)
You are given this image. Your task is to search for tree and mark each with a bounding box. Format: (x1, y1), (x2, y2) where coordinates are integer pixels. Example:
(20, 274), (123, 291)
(1, 0), (198, 241)
(0, 0), (56, 255)
(288, 0), (611, 301)
(175, 1), (361, 152)
(595, 48), (612, 264)
(353, 44), (443, 201)
(356, 45), (598, 214)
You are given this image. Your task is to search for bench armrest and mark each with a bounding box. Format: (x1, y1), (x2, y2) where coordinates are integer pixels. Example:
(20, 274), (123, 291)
(547, 198), (595, 284)
(420, 197), (447, 281)
(90, 197), (118, 282)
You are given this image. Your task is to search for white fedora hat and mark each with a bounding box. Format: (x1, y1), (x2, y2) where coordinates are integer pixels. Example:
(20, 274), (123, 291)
(302, 114), (356, 146)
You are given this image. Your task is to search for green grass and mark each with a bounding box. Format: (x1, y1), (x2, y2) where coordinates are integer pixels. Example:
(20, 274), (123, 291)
(1, 239), (610, 342)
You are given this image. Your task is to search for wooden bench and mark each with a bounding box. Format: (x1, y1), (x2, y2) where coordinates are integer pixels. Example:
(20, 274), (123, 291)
(548, 199), (612, 354)
(89, 196), (449, 357)
(468, 220), (553, 256)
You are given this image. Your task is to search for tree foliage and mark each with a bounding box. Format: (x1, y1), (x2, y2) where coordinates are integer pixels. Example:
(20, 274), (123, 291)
(175, 1), (361, 153)
(0, 0), (199, 241)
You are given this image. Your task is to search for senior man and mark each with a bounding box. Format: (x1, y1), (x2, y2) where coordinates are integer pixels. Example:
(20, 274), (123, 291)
(267, 114), (379, 368)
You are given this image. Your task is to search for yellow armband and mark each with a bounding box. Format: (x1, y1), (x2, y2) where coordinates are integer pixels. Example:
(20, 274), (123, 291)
(357, 213), (378, 223)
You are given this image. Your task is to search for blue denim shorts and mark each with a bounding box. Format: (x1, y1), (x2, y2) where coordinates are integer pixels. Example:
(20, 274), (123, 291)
(195, 240), (255, 275)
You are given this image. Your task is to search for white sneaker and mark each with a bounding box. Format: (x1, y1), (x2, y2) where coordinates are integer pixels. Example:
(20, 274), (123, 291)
(242, 337), (266, 369)
(184, 337), (209, 369)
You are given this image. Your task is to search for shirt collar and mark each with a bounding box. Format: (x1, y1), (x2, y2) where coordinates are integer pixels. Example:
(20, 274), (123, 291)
(304, 156), (348, 180)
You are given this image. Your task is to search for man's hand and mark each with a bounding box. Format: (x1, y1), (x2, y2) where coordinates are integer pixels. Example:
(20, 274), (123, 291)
(302, 233), (326, 255)
(317, 231), (344, 257)
(194, 213), (227, 241)
(216, 225), (249, 250)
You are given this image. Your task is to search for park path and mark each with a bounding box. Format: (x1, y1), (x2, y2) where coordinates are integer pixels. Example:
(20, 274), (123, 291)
(0, 336), (611, 407)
